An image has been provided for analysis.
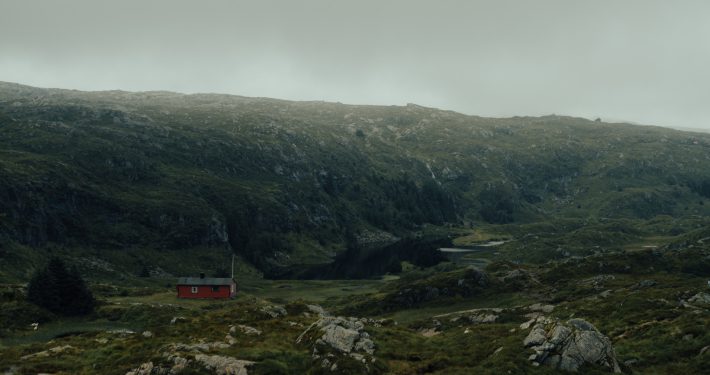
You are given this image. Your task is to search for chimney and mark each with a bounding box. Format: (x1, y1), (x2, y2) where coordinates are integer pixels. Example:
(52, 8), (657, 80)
(199, 272), (205, 279)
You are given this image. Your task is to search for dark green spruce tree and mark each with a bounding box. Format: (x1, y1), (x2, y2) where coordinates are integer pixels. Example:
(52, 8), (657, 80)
(27, 258), (95, 316)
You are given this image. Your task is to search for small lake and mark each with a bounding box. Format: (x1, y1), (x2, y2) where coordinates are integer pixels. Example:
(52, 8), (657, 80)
(438, 241), (508, 267)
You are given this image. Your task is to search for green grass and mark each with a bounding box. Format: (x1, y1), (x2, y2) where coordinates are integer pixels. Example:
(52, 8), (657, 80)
(383, 292), (534, 324)
(0, 319), (136, 347)
(239, 278), (387, 304)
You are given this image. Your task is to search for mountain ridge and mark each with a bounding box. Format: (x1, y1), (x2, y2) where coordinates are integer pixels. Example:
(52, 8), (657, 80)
(1, 81), (710, 280)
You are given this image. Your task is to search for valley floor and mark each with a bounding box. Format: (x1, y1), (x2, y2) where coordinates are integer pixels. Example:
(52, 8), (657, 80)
(1, 226), (710, 374)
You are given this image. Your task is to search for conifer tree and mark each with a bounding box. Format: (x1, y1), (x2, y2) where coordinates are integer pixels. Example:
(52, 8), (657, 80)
(27, 258), (94, 316)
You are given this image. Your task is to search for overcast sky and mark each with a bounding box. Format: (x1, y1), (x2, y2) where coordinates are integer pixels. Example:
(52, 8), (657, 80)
(1, 1), (709, 129)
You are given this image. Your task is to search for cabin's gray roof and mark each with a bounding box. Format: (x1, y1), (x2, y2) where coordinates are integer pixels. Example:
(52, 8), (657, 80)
(177, 277), (234, 285)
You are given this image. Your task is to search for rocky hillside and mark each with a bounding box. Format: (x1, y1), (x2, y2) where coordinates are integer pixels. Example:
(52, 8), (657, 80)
(1, 82), (710, 278)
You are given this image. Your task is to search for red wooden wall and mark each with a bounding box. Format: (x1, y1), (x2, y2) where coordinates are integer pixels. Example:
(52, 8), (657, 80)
(176, 284), (233, 299)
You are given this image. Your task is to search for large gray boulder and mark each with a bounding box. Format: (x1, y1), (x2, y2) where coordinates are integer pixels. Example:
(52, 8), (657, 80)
(523, 318), (621, 373)
(297, 316), (377, 372)
(298, 316), (375, 355)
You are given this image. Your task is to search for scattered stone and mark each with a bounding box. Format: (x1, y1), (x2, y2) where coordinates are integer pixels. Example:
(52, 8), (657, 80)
(306, 304), (328, 317)
(195, 354), (255, 375)
(468, 313), (498, 324)
(142, 331), (153, 338)
(170, 316), (187, 325)
(230, 324), (262, 336)
(528, 303), (555, 313)
(688, 292), (710, 305)
(522, 318), (621, 373)
(95, 338), (109, 344)
(633, 280), (657, 289)
(260, 305), (287, 318)
(499, 268), (527, 282)
(125, 361), (153, 375)
(520, 318), (537, 330)
(624, 358), (639, 366)
(420, 328), (440, 337)
(21, 345), (76, 360)
(579, 275), (615, 289)
(172, 341), (231, 352)
(225, 334), (237, 345)
(699, 345), (709, 356)
(108, 329), (135, 335)
(599, 290), (613, 298)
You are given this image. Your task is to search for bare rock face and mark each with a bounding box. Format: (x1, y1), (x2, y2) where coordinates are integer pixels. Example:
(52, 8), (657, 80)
(523, 318), (621, 373)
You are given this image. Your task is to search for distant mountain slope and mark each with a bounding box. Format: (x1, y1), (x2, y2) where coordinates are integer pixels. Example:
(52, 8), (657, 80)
(1, 82), (709, 277)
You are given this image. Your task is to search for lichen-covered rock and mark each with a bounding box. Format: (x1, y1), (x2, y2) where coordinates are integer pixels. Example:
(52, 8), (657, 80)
(523, 318), (621, 373)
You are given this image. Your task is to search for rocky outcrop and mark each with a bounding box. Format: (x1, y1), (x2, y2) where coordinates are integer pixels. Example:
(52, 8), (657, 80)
(434, 307), (502, 324)
(195, 355), (254, 375)
(306, 304), (329, 317)
(125, 361), (156, 375)
(523, 318), (621, 373)
(392, 267), (488, 308)
(688, 292), (710, 305)
(297, 316), (377, 372)
(125, 333), (251, 375)
(260, 305), (287, 318)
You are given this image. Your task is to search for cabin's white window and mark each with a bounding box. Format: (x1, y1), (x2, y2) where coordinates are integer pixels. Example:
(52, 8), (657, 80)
(191, 286), (198, 294)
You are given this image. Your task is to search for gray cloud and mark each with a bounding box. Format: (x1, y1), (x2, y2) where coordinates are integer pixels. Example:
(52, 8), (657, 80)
(1, 0), (709, 128)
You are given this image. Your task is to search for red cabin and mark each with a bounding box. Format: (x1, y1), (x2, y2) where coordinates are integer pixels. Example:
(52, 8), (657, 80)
(176, 274), (237, 299)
